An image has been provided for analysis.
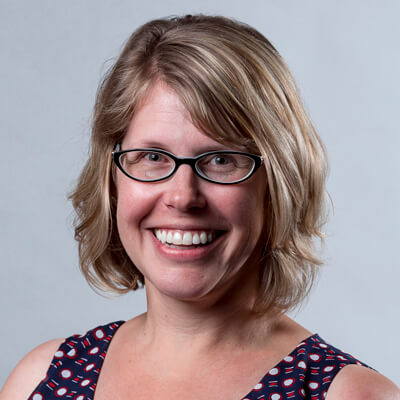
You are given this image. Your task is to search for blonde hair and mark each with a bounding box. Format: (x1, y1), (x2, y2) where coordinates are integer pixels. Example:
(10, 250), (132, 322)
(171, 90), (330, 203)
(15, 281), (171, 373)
(70, 15), (328, 313)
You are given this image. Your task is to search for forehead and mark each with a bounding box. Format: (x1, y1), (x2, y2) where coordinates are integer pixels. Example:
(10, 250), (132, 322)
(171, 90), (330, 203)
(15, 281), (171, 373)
(131, 82), (189, 129)
(123, 83), (231, 152)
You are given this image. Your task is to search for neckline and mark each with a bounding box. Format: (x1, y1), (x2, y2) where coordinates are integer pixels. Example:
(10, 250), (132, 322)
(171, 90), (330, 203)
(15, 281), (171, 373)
(95, 322), (320, 400)
(239, 333), (320, 399)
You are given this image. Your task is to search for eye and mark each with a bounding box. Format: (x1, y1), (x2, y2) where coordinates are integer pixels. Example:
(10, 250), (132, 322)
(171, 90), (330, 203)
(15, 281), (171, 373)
(122, 150), (171, 167)
(126, 151), (169, 164)
(120, 150), (174, 181)
(209, 155), (234, 165)
(197, 153), (239, 174)
(144, 152), (164, 162)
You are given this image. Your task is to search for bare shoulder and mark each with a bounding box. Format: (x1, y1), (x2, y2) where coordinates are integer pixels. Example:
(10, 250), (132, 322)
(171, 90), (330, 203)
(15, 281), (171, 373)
(0, 338), (64, 400)
(326, 364), (400, 400)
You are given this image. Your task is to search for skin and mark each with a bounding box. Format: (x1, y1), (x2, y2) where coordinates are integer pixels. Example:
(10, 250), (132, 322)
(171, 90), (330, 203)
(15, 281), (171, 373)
(1, 83), (399, 399)
(115, 82), (268, 308)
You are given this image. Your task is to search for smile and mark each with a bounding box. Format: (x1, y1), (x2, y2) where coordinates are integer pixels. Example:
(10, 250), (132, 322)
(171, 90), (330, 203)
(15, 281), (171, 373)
(153, 229), (218, 246)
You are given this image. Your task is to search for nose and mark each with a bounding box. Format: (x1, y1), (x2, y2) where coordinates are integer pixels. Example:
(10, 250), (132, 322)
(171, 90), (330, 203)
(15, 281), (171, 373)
(162, 164), (207, 211)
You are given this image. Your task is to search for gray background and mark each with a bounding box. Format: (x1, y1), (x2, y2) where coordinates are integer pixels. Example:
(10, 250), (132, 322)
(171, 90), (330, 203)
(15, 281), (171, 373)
(1, 0), (399, 388)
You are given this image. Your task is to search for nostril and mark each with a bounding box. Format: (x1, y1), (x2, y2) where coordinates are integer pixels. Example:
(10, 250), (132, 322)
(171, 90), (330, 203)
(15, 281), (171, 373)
(164, 186), (206, 210)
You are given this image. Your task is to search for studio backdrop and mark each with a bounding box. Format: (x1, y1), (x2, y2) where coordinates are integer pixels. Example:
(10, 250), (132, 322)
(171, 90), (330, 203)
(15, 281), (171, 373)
(1, 0), (399, 387)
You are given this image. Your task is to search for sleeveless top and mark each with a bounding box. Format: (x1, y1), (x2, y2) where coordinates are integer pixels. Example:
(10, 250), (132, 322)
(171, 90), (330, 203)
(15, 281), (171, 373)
(28, 321), (370, 400)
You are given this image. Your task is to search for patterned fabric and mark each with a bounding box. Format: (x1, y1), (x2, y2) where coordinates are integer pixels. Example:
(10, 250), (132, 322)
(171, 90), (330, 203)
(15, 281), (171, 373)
(28, 321), (124, 400)
(241, 334), (370, 400)
(28, 321), (370, 400)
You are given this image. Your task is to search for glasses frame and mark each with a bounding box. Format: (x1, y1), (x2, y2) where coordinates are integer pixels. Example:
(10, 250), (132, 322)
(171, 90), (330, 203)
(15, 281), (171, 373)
(112, 144), (263, 185)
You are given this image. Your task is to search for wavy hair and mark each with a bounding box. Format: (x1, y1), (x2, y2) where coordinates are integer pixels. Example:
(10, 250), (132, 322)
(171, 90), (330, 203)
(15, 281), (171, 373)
(70, 14), (328, 313)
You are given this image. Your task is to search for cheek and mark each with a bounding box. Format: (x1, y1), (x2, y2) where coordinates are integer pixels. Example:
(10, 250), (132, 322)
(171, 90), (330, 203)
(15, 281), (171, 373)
(115, 179), (157, 234)
(115, 181), (160, 270)
(214, 185), (265, 229)
(210, 187), (266, 274)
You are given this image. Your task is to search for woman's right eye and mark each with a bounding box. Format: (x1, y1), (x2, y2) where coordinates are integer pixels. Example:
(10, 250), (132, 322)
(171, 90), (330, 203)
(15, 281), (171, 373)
(124, 151), (161, 164)
(143, 152), (163, 162)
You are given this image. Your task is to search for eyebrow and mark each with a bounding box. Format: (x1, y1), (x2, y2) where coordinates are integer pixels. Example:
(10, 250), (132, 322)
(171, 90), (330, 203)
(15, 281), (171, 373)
(122, 141), (233, 154)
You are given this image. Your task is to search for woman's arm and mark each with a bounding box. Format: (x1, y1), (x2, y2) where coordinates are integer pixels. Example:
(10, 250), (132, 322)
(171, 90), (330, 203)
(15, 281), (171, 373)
(326, 364), (400, 400)
(0, 339), (63, 400)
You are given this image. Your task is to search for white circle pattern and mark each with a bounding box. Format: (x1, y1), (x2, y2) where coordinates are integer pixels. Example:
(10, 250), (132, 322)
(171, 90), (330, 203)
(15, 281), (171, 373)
(88, 346), (99, 355)
(94, 329), (105, 339)
(60, 369), (72, 379)
(308, 381), (319, 390)
(66, 348), (77, 358)
(55, 387), (67, 396)
(283, 378), (294, 387)
(80, 379), (91, 387)
(323, 365), (335, 373)
(54, 350), (64, 359)
(270, 394), (282, 400)
(84, 363), (95, 372)
(297, 360), (307, 369)
(268, 367), (279, 375)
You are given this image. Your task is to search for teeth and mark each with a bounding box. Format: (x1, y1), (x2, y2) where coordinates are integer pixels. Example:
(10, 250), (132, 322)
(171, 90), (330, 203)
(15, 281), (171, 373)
(166, 231), (173, 243)
(200, 232), (207, 244)
(154, 229), (216, 246)
(182, 232), (192, 245)
(192, 233), (200, 245)
(172, 232), (182, 245)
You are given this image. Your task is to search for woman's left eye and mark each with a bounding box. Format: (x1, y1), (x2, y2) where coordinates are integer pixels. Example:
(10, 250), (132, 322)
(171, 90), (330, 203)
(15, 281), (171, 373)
(210, 155), (233, 165)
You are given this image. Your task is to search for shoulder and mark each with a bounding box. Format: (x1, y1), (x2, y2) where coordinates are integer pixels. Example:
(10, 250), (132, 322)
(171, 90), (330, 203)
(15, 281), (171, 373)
(0, 321), (125, 400)
(326, 364), (400, 400)
(0, 338), (64, 400)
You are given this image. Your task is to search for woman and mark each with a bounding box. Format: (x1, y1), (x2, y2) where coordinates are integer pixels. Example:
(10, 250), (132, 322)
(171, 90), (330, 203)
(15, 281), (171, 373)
(1, 14), (399, 400)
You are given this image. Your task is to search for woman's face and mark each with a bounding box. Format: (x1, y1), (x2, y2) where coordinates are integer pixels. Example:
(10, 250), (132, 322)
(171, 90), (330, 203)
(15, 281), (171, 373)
(115, 83), (267, 304)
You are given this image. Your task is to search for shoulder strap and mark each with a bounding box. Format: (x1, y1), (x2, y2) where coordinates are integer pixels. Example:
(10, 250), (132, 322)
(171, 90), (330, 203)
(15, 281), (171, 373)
(28, 321), (125, 400)
(242, 334), (373, 400)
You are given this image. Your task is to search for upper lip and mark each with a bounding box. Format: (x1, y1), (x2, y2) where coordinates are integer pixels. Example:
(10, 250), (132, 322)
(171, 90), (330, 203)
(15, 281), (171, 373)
(146, 224), (227, 231)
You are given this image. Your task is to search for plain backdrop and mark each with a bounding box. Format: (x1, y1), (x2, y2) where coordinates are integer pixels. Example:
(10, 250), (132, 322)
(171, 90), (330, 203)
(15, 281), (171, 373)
(1, 0), (399, 388)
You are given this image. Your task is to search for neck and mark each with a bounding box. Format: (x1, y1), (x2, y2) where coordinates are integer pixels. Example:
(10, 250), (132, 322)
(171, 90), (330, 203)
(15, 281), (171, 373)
(140, 273), (278, 355)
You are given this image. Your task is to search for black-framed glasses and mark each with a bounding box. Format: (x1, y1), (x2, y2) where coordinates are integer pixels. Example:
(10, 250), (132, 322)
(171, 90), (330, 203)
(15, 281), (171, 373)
(112, 144), (263, 185)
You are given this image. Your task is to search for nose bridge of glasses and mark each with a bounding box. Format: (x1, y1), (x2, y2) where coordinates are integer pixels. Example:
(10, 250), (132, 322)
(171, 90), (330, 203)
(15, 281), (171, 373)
(174, 155), (198, 171)
(171, 156), (201, 180)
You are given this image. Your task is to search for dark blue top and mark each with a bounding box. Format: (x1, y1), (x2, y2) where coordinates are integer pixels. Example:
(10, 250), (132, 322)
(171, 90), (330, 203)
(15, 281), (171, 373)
(28, 321), (370, 400)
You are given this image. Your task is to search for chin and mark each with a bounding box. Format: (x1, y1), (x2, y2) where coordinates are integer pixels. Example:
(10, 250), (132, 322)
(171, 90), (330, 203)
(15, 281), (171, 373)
(145, 269), (223, 302)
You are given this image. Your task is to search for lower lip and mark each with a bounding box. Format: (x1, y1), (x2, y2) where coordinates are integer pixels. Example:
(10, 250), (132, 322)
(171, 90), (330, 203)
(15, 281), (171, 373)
(150, 231), (224, 261)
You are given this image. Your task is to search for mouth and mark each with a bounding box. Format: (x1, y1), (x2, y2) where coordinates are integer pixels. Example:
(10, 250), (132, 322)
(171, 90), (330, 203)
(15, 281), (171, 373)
(153, 228), (224, 249)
